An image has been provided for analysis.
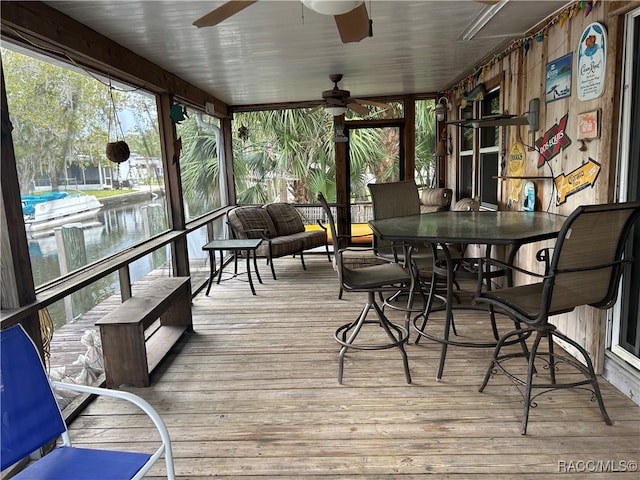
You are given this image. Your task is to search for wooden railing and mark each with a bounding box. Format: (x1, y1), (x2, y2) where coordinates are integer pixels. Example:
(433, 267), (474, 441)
(0, 207), (232, 329)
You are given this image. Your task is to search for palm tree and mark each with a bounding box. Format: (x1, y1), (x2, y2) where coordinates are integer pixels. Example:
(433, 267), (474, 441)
(176, 114), (224, 218)
(415, 99), (437, 186)
(180, 101), (436, 209)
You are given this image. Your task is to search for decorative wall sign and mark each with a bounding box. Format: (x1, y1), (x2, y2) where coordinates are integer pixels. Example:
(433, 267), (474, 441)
(461, 84), (486, 107)
(507, 142), (526, 208)
(577, 109), (600, 140)
(522, 181), (536, 212)
(577, 22), (607, 101)
(535, 113), (572, 167)
(169, 104), (188, 123)
(554, 158), (601, 205)
(545, 53), (573, 103)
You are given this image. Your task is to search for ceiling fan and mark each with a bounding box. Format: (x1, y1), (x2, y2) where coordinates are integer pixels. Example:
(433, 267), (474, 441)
(193, 1), (371, 43)
(314, 74), (391, 116)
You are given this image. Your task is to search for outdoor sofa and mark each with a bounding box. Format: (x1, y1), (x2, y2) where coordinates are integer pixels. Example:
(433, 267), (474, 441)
(227, 203), (329, 280)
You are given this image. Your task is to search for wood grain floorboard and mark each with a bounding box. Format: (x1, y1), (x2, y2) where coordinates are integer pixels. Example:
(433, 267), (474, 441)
(65, 255), (640, 478)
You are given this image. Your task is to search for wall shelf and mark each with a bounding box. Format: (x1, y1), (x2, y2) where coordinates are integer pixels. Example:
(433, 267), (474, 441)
(448, 115), (529, 128)
(494, 176), (553, 180)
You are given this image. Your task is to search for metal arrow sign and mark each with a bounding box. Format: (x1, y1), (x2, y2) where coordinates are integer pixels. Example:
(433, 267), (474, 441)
(554, 158), (601, 205)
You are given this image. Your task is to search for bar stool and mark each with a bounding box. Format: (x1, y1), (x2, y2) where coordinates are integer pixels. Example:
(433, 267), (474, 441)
(334, 248), (413, 384)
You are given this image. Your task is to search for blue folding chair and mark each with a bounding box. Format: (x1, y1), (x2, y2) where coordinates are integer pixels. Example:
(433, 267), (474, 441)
(1, 324), (175, 479)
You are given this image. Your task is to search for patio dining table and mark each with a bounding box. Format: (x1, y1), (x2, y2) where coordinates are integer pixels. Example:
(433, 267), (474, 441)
(369, 210), (567, 380)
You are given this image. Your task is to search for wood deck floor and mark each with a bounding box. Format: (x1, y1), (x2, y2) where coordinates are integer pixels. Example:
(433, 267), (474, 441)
(66, 255), (640, 478)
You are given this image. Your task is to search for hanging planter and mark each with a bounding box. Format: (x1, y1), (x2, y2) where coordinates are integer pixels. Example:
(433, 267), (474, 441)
(105, 80), (131, 164)
(106, 140), (130, 164)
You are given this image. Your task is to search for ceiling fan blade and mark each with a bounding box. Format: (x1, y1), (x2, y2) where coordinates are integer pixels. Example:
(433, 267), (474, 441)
(347, 102), (370, 116)
(334, 3), (369, 43)
(355, 99), (391, 110)
(193, 1), (258, 28)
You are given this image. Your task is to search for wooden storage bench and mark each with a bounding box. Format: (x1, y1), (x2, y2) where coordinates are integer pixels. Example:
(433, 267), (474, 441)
(97, 277), (192, 388)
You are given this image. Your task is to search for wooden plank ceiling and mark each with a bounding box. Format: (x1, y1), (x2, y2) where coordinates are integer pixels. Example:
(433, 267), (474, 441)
(39, 1), (570, 107)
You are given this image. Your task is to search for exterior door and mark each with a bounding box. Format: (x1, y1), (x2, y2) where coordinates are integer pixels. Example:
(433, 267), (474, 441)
(611, 8), (640, 370)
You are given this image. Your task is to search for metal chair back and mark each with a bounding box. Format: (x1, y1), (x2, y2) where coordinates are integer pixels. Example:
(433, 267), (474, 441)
(1, 325), (67, 470)
(368, 180), (421, 259)
(317, 192), (339, 248)
(541, 201), (640, 321)
(1, 324), (176, 479)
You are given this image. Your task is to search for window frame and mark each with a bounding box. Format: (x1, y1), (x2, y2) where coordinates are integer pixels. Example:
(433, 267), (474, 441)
(478, 88), (501, 210)
(457, 87), (501, 210)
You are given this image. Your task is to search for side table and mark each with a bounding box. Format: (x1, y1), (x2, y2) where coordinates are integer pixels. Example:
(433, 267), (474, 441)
(202, 238), (263, 295)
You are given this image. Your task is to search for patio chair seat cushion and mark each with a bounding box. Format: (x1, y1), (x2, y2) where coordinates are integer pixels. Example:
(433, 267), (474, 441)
(255, 235), (303, 258)
(11, 446), (151, 480)
(342, 261), (411, 290)
(290, 228), (327, 250)
(453, 197), (479, 212)
(338, 248), (388, 270)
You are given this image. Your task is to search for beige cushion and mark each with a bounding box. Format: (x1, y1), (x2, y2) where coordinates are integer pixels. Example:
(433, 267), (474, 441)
(420, 188), (452, 213)
(453, 197), (479, 212)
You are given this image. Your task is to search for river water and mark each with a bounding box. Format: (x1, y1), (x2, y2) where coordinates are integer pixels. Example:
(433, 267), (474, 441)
(28, 197), (208, 328)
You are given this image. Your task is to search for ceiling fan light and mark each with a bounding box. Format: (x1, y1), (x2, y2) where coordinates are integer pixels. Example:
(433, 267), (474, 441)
(301, 1), (363, 16)
(325, 105), (348, 116)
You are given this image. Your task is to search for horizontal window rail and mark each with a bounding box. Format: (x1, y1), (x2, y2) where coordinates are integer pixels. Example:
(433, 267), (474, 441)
(1, 202), (375, 328)
(1, 207), (233, 329)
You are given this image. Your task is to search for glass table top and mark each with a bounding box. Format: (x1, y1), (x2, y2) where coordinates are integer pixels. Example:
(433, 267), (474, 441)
(369, 211), (567, 245)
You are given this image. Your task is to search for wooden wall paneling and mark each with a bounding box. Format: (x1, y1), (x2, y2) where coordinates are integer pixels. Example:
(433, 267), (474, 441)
(539, 13), (571, 215)
(521, 35), (552, 210)
(541, 3), (626, 373)
(569, 6), (610, 208)
(501, 49), (524, 210)
(541, 7), (589, 365)
(479, 1), (638, 372)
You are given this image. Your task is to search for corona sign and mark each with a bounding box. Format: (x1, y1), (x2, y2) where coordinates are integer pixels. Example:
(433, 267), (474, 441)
(554, 158), (601, 205)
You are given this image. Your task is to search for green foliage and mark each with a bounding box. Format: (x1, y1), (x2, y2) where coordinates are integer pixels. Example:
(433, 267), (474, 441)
(415, 99), (437, 186)
(2, 47), (160, 194)
(232, 109), (336, 204)
(176, 114), (222, 217)
(230, 101), (435, 205)
(3, 46), (437, 209)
